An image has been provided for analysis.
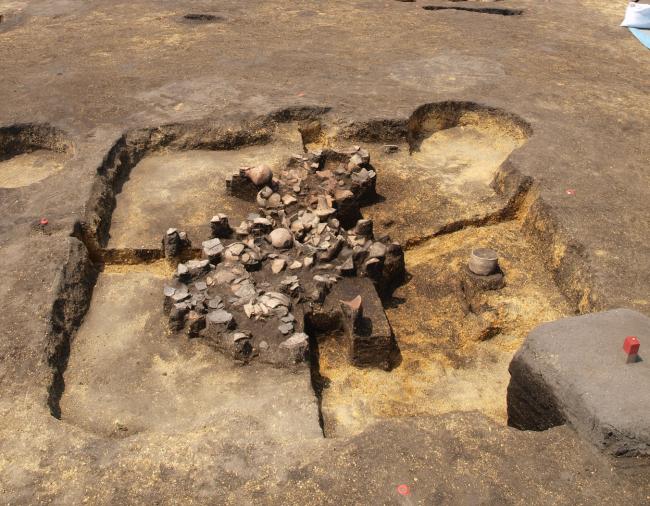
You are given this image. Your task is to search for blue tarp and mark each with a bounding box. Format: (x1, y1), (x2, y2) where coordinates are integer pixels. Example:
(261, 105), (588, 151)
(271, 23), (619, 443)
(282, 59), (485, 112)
(630, 27), (650, 49)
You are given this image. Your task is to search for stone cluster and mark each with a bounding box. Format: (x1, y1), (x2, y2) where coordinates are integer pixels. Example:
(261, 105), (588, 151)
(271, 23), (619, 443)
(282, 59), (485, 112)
(161, 146), (405, 368)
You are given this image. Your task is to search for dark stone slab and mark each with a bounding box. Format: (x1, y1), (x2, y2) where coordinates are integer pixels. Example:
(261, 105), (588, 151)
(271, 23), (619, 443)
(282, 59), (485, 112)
(309, 277), (398, 370)
(507, 308), (650, 457)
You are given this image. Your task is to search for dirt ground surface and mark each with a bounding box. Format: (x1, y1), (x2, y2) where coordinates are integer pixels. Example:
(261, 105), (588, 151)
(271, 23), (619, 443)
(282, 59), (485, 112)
(1, 0), (650, 504)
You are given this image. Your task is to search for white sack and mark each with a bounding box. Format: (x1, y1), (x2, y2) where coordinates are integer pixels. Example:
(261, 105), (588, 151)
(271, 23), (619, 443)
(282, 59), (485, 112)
(621, 2), (650, 28)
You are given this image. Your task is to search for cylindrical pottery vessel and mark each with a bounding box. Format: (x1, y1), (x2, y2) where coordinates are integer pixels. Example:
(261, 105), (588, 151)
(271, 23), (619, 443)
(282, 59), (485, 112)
(468, 248), (499, 276)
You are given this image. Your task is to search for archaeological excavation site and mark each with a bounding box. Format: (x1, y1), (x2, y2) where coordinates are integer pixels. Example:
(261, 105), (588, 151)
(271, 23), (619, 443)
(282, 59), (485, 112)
(1, 1), (649, 504)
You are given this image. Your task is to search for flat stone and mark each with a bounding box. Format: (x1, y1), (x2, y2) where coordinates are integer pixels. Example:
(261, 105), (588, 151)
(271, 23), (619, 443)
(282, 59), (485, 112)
(315, 207), (336, 219)
(177, 259), (210, 280)
(207, 297), (224, 309)
(282, 194), (297, 205)
(261, 296), (281, 309)
(368, 241), (387, 259)
(191, 259), (209, 268)
(213, 269), (237, 285)
(235, 222), (251, 236)
(301, 212), (318, 229)
(206, 309), (233, 325)
(279, 322), (294, 335)
(318, 237), (344, 262)
(171, 290), (190, 303)
(271, 258), (286, 274)
(232, 332), (250, 342)
(202, 238), (224, 259)
(280, 332), (309, 348)
(266, 291), (290, 306)
(313, 274), (330, 286)
(334, 189), (354, 201)
(234, 282), (257, 300)
(254, 217), (272, 226)
(348, 153), (364, 167)
(227, 243), (246, 257)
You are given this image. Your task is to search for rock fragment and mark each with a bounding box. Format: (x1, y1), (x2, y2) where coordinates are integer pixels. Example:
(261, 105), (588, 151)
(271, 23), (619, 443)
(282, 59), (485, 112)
(354, 219), (374, 238)
(269, 228), (293, 249)
(202, 237), (224, 262)
(279, 333), (309, 364)
(368, 241), (387, 260)
(210, 214), (232, 238)
(163, 228), (191, 258)
(271, 258), (286, 274)
(207, 309), (234, 328)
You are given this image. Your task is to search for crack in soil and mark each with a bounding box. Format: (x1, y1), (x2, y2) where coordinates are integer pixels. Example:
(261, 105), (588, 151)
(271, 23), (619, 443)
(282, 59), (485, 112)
(422, 5), (523, 15)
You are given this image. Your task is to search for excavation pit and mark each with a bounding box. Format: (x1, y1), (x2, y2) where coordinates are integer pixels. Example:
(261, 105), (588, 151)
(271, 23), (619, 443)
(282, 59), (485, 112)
(60, 110), (586, 446)
(0, 124), (73, 188)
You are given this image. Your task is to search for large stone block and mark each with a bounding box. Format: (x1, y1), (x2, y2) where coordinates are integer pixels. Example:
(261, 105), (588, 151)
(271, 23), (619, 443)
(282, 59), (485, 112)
(507, 308), (650, 457)
(308, 277), (398, 370)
